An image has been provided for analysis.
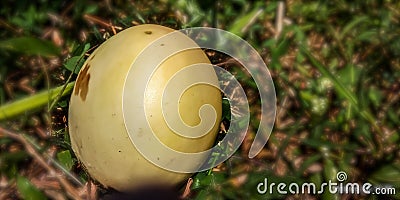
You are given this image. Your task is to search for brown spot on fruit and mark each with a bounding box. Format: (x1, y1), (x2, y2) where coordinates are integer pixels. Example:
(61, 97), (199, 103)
(74, 64), (91, 101)
(144, 31), (152, 35)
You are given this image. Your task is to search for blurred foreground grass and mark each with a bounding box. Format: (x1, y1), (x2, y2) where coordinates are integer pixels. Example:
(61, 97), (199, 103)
(0, 0), (399, 199)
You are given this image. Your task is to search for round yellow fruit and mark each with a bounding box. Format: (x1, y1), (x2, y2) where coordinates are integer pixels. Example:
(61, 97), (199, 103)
(68, 24), (221, 191)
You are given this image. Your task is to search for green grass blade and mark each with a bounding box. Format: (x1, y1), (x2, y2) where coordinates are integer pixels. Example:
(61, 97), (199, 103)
(0, 82), (74, 121)
(16, 176), (48, 200)
(339, 16), (369, 39)
(300, 46), (382, 135)
(0, 37), (60, 57)
(300, 46), (358, 106)
(228, 7), (264, 37)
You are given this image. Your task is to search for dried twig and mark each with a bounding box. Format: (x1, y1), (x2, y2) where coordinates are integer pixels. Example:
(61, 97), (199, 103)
(83, 14), (122, 33)
(0, 126), (83, 200)
(275, 1), (285, 39)
(180, 178), (193, 199)
(84, 14), (112, 28)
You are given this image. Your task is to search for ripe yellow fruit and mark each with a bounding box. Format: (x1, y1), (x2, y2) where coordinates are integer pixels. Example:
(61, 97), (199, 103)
(68, 24), (222, 191)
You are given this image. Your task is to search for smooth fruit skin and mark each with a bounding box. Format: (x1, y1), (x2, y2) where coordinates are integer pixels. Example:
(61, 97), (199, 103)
(68, 24), (221, 191)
